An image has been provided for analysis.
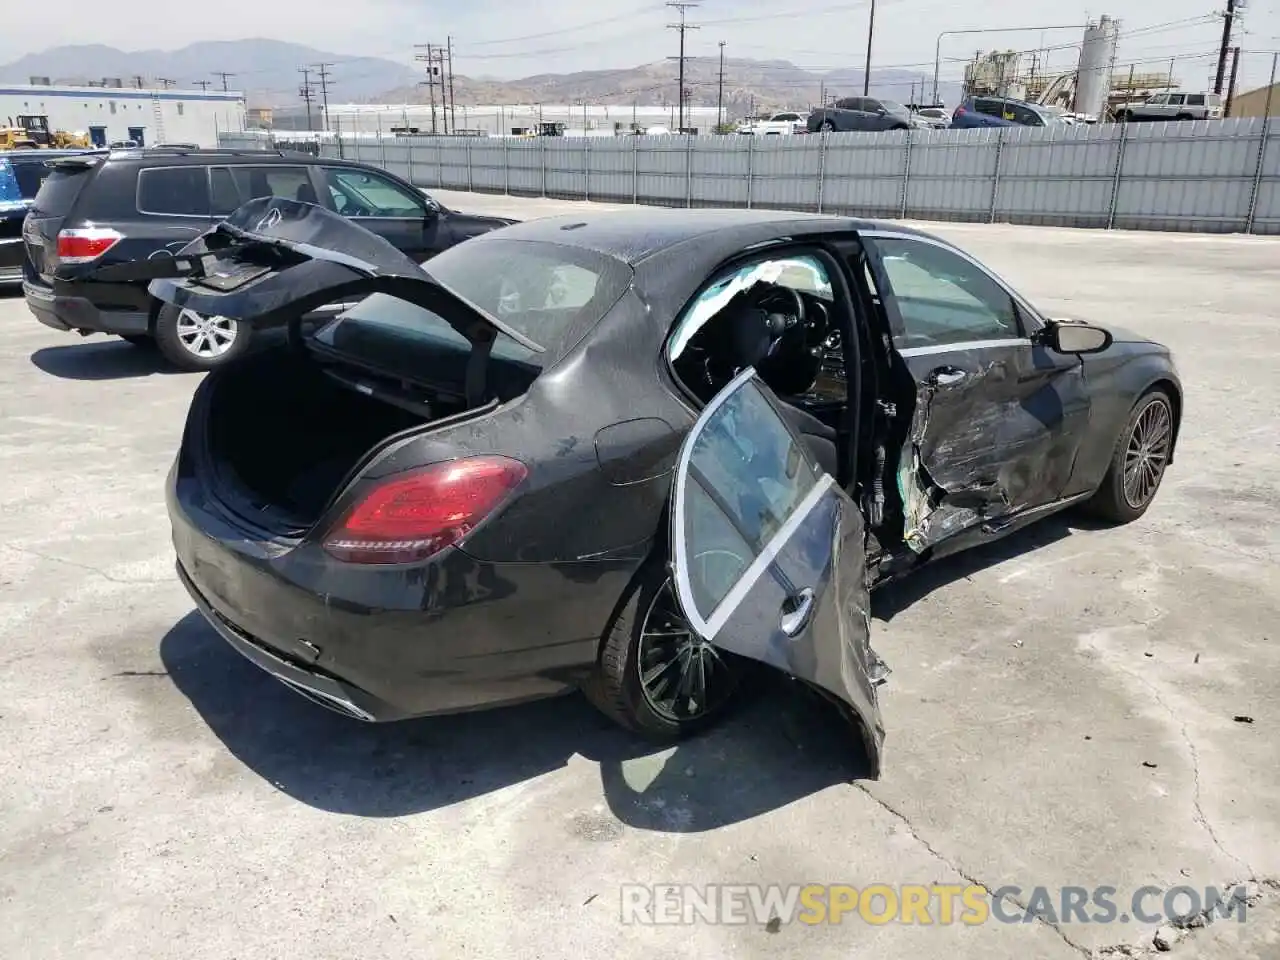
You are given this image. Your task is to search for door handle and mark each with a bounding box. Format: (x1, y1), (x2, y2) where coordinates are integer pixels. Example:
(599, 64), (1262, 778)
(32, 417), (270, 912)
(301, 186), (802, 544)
(926, 365), (967, 387)
(780, 587), (816, 637)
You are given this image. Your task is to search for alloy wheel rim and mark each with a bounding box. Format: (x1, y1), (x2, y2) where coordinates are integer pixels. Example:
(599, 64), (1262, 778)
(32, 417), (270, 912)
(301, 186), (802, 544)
(176, 308), (238, 358)
(1122, 397), (1172, 509)
(636, 575), (734, 723)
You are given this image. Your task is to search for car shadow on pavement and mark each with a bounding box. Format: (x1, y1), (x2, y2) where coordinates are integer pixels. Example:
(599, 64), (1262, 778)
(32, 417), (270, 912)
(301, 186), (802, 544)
(160, 611), (866, 830)
(30, 340), (184, 380)
(871, 510), (1105, 622)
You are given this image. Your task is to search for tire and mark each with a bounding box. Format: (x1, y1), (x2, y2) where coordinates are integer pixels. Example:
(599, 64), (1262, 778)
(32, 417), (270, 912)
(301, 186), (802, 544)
(820, 120), (837, 132)
(153, 302), (252, 371)
(119, 334), (153, 347)
(1084, 389), (1175, 524)
(1116, 111), (1129, 123)
(585, 557), (746, 739)
(1175, 113), (1194, 122)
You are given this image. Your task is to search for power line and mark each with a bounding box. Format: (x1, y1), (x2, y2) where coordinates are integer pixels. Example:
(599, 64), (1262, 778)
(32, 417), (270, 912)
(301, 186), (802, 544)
(460, 5), (657, 47)
(212, 72), (236, 92)
(667, 1), (700, 133)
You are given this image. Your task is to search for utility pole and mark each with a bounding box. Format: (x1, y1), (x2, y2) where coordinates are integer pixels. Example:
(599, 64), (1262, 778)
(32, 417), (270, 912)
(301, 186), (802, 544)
(131, 75), (145, 89)
(717, 41), (726, 130)
(155, 77), (177, 89)
(299, 67), (315, 132)
(1214, 0), (1236, 95)
(212, 72), (236, 92)
(193, 80), (211, 91)
(414, 44), (444, 135)
(666, 1), (699, 134)
(862, 0), (876, 95)
(1226, 45), (1242, 116)
(447, 37), (457, 135)
(313, 63), (334, 132)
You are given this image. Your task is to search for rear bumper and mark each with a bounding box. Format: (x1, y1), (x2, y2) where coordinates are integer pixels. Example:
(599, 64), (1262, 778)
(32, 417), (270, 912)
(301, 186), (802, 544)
(168, 468), (631, 722)
(23, 280), (149, 335)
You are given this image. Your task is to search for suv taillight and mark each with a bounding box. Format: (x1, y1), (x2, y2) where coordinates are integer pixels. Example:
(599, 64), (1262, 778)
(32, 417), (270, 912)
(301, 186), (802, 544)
(56, 227), (123, 264)
(322, 456), (528, 564)
(954, 105), (966, 117)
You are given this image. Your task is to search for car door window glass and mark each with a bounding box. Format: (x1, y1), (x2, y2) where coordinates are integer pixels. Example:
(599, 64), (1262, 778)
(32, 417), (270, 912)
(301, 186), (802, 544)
(209, 166), (244, 215)
(974, 99), (1002, 117)
(1011, 105), (1040, 125)
(681, 377), (820, 620)
(136, 166), (210, 216)
(1168, 94), (1186, 105)
(875, 237), (1021, 348)
(1187, 94), (1205, 106)
(322, 167), (425, 217)
(227, 165), (313, 206)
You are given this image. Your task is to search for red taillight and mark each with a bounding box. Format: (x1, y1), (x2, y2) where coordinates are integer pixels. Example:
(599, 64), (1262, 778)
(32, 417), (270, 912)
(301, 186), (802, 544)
(56, 227), (123, 264)
(322, 456), (528, 564)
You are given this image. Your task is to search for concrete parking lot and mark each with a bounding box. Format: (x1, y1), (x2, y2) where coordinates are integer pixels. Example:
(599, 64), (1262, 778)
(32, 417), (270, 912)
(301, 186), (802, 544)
(3, 192), (1279, 959)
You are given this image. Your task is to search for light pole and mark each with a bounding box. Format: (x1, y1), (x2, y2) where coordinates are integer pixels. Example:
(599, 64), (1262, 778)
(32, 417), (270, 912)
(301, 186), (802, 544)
(933, 24), (1087, 104)
(862, 0), (876, 95)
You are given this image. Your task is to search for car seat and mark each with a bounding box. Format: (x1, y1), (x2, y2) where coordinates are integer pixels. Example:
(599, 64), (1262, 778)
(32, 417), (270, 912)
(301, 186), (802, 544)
(295, 181), (318, 204)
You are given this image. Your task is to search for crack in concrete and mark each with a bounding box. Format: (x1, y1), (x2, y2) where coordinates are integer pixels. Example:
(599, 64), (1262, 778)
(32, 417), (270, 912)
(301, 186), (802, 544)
(853, 783), (1093, 958)
(1103, 655), (1255, 881)
(1093, 878), (1276, 958)
(2, 544), (171, 587)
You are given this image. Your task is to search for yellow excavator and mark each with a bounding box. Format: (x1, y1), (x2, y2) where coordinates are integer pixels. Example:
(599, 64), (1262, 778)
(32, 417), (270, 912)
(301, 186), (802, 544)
(0, 115), (90, 150)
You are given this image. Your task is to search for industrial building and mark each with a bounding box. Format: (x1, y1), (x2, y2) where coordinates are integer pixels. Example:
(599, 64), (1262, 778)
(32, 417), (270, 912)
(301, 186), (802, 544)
(0, 82), (245, 147)
(263, 102), (726, 136)
(1230, 80), (1280, 117)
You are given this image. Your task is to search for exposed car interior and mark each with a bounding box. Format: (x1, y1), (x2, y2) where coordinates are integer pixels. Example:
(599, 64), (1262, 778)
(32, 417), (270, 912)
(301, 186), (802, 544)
(668, 254), (852, 480)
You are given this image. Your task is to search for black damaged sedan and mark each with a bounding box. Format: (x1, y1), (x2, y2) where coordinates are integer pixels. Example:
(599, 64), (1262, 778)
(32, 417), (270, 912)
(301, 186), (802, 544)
(121, 198), (1182, 771)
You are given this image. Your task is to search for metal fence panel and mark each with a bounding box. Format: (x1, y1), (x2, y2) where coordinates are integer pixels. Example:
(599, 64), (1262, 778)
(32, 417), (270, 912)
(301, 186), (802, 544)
(221, 120), (1280, 234)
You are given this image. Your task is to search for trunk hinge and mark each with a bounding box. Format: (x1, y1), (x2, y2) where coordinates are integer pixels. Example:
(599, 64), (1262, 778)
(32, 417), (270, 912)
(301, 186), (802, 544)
(464, 322), (496, 407)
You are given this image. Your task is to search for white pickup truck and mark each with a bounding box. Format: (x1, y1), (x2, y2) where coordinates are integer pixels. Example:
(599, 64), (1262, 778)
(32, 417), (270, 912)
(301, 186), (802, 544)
(735, 112), (806, 135)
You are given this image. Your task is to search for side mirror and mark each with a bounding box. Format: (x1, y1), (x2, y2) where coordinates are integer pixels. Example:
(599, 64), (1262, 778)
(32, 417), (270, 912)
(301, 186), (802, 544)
(1045, 319), (1112, 355)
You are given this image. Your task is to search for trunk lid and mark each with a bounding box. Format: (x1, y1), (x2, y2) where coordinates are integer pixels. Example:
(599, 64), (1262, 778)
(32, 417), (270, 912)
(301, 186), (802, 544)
(102, 197), (543, 358)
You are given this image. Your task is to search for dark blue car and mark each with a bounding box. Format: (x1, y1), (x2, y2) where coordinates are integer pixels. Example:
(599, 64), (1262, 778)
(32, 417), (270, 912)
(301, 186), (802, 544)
(0, 149), (91, 287)
(951, 96), (1064, 129)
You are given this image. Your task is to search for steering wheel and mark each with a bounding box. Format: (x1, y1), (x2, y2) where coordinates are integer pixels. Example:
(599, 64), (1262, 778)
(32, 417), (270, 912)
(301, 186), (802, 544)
(753, 285), (805, 355)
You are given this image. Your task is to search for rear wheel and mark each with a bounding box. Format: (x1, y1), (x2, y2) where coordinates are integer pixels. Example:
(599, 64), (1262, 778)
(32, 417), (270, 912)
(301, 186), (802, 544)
(586, 558), (745, 739)
(820, 120), (837, 132)
(153, 303), (252, 371)
(1084, 389), (1175, 523)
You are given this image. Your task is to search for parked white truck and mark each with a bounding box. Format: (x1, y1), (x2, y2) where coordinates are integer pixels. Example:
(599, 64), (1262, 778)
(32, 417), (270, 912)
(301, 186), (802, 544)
(735, 112), (806, 135)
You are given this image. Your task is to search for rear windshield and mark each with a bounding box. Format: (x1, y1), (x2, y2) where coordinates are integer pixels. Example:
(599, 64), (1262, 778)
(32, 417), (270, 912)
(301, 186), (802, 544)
(28, 165), (93, 218)
(317, 238), (633, 369)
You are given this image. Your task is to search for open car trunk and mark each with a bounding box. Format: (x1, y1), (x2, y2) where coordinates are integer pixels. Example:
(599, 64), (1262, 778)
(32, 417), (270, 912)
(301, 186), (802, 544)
(199, 350), (434, 532)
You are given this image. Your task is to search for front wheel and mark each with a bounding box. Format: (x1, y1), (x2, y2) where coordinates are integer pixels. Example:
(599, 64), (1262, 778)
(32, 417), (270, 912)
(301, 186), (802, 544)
(153, 303), (252, 371)
(820, 120), (837, 132)
(1084, 390), (1175, 523)
(585, 558), (745, 739)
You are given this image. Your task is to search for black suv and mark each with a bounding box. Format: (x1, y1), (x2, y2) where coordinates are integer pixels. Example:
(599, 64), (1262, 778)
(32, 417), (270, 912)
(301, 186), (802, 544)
(22, 148), (514, 370)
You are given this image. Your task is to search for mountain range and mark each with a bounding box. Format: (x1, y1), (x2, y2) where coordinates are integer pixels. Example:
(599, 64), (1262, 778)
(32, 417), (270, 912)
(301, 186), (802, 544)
(0, 39), (960, 113)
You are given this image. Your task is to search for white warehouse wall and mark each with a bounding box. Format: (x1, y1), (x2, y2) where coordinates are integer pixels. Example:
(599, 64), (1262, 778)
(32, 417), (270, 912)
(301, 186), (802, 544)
(0, 85), (245, 146)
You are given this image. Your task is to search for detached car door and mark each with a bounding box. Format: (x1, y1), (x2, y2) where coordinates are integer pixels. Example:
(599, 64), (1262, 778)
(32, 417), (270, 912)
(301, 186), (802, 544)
(861, 232), (1091, 553)
(669, 367), (885, 774)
